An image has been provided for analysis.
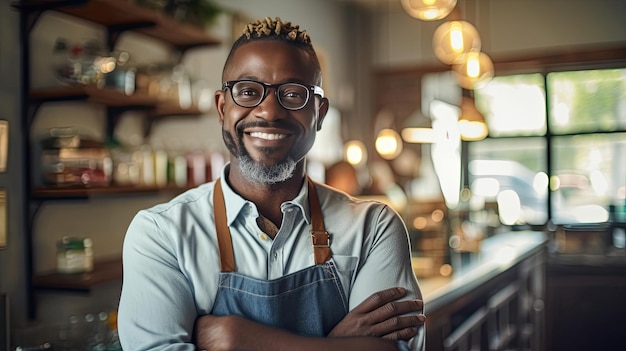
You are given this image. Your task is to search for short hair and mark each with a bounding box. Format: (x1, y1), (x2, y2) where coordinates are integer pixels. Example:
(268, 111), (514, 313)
(222, 17), (323, 86)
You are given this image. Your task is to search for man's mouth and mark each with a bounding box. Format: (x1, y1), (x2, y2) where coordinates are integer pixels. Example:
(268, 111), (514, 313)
(248, 132), (288, 140)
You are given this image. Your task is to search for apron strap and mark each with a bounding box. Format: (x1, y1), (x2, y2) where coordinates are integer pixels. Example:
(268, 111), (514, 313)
(213, 177), (331, 272)
(213, 180), (236, 272)
(307, 177), (332, 264)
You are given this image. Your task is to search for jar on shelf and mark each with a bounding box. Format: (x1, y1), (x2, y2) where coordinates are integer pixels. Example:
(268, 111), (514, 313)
(51, 38), (115, 87)
(40, 127), (113, 187)
(56, 236), (93, 274)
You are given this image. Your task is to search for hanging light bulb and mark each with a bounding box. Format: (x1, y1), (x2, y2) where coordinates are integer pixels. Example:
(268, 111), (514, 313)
(452, 50), (494, 89)
(401, 0), (458, 21)
(375, 129), (403, 160)
(432, 20), (481, 65)
(458, 96), (488, 141)
(344, 140), (368, 166)
(401, 110), (436, 144)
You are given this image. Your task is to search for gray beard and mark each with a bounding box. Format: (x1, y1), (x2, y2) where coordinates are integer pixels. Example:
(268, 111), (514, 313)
(238, 154), (296, 185)
(223, 126), (297, 185)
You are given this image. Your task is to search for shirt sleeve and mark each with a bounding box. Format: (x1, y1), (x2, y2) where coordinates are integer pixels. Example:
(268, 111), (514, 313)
(118, 209), (197, 351)
(350, 204), (425, 351)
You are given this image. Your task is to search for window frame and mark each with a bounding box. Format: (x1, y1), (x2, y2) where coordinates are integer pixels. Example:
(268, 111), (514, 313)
(467, 45), (626, 227)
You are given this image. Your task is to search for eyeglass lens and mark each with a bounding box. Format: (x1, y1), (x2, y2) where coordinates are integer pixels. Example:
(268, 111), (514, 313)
(231, 81), (310, 110)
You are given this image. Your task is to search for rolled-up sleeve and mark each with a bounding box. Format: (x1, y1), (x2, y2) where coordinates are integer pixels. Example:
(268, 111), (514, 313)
(348, 204), (425, 351)
(118, 210), (197, 351)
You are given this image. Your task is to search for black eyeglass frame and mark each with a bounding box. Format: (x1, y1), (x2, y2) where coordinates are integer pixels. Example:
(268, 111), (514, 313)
(222, 79), (325, 111)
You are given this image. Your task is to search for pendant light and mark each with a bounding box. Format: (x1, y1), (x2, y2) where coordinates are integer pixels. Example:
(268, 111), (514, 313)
(432, 20), (481, 65)
(375, 128), (403, 160)
(344, 140), (368, 167)
(401, 110), (436, 144)
(401, 0), (458, 21)
(452, 49), (494, 89)
(458, 91), (488, 141)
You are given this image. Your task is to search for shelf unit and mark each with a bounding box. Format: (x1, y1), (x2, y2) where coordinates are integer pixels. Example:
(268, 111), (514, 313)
(31, 184), (195, 201)
(15, 0), (221, 317)
(16, 0), (221, 50)
(28, 84), (205, 136)
(33, 257), (123, 292)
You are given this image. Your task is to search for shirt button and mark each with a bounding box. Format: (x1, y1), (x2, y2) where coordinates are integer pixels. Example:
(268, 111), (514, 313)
(259, 233), (268, 241)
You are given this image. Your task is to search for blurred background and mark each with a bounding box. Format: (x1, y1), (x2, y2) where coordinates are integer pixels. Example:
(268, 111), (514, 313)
(1, 0), (625, 350)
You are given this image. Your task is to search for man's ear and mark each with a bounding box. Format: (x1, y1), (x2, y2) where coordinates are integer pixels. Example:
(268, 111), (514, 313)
(215, 90), (226, 126)
(316, 97), (330, 132)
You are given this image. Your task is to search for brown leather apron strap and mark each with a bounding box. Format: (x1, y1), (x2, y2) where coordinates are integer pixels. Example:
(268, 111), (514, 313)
(213, 179), (236, 272)
(307, 177), (332, 264)
(213, 177), (331, 271)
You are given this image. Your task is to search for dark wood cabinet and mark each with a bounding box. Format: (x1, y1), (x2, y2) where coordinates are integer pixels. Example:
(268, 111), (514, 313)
(545, 257), (626, 351)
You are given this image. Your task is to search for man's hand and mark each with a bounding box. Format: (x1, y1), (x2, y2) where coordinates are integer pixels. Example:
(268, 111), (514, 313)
(194, 314), (251, 351)
(329, 287), (425, 341)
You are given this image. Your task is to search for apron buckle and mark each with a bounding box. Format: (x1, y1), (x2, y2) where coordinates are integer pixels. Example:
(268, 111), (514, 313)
(311, 230), (330, 247)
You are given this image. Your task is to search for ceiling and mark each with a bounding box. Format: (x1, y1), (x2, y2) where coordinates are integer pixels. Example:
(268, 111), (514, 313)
(338, 0), (403, 11)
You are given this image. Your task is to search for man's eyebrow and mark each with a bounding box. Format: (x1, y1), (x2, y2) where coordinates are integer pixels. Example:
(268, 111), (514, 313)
(228, 75), (261, 81)
(229, 77), (311, 85)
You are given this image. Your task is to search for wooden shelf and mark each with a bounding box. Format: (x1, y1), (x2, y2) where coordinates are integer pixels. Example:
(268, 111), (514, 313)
(33, 257), (122, 292)
(30, 86), (207, 118)
(16, 0), (221, 49)
(30, 85), (158, 106)
(32, 184), (190, 199)
(153, 102), (204, 117)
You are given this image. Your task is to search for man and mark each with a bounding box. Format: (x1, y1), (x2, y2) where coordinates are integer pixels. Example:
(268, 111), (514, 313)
(118, 17), (425, 351)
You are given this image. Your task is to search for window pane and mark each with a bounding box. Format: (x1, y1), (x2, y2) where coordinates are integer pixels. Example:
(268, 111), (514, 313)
(474, 74), (546, 137)
(468, 138), (548, 226)
(551, 133), (626, 224)
(548, 69), (626, 134)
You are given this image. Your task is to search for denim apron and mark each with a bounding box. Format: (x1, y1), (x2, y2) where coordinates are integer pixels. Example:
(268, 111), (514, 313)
(210, 178), (349, 336)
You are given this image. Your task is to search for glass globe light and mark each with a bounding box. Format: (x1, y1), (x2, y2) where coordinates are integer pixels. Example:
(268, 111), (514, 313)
(375, 129), (403, 160)
(432, 20), (481, 65)
(344, 140), (368, 166)
(401, 0), (458, 21)
(452, 50), (494, 90)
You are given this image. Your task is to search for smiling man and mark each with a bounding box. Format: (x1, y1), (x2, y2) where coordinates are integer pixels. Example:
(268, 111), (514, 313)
(118, 17), (425, 351)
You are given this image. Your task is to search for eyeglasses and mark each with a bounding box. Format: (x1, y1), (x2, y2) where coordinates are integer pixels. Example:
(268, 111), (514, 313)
(222, 80), (324, 111)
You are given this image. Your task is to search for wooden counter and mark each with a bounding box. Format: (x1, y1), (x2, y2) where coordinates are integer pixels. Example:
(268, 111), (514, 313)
(418, 231), (548, 351)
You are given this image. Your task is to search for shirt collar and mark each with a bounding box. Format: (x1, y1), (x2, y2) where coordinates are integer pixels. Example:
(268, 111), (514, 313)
(219, 163), (312, 226)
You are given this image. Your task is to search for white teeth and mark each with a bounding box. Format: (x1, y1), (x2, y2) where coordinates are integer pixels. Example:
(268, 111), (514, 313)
(249, 132), (287, 140)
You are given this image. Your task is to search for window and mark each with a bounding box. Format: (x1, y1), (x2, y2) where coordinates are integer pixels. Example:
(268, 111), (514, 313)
(475, 73), (546, 137)
(548, 69), (626, 134)
(471, 67), (626, 226)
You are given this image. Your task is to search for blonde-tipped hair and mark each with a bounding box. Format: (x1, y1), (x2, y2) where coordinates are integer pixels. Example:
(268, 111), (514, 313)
(223, 17), (322, 86)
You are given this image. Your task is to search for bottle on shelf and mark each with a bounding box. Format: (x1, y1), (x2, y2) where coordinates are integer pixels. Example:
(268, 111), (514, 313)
(103, 51), (135, 96)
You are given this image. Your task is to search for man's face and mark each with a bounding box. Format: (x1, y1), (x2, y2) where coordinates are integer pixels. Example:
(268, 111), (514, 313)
(215, 41), (328, 184)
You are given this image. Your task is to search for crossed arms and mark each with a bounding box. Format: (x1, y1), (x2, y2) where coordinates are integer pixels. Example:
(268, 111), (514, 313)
(194, 287), (426, 351)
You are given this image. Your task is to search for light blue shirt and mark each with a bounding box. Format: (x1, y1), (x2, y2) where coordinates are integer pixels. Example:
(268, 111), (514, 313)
(118, 165), (424, 350)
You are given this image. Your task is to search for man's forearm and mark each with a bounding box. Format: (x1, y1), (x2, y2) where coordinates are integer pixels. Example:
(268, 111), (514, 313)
(195, 315), (401, 351)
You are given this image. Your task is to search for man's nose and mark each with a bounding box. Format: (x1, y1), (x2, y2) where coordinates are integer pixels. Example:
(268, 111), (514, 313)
(253, 89), (286, 120)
